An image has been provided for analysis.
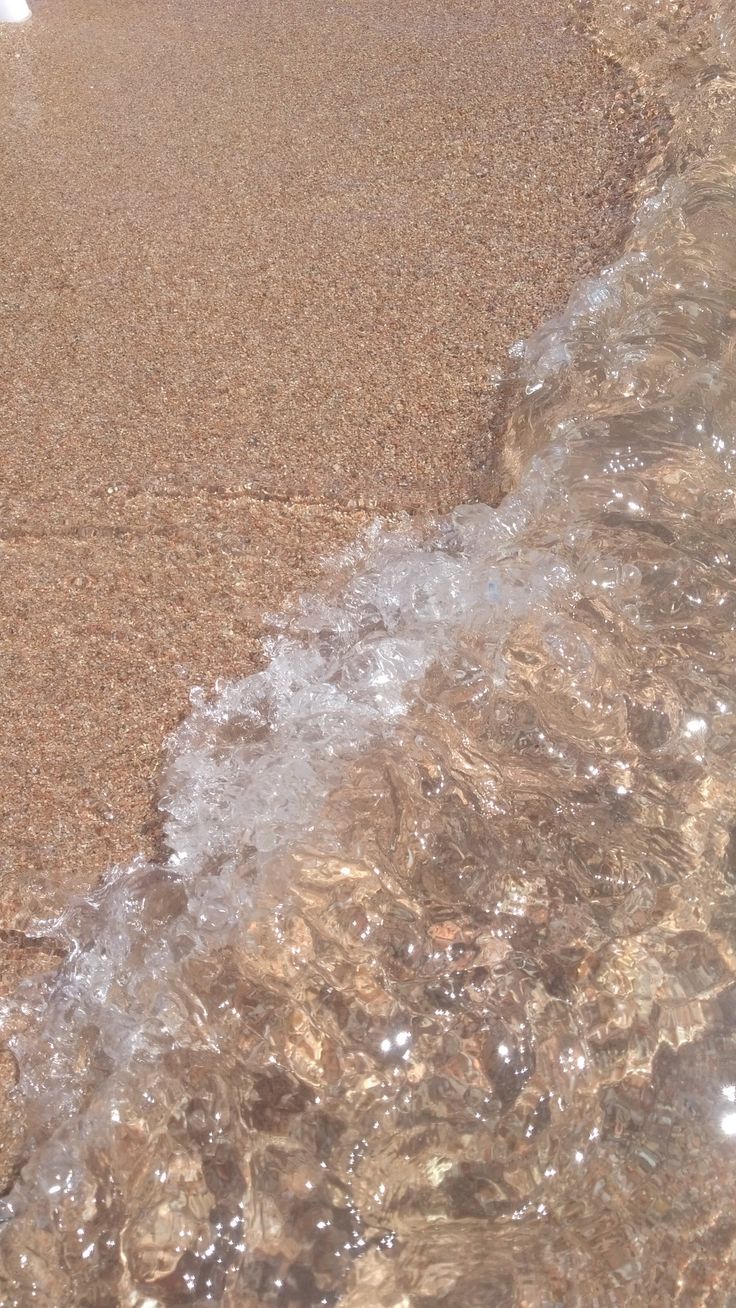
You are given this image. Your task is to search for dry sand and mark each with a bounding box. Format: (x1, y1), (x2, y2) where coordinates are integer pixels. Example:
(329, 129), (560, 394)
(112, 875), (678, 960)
(0, 0), (649, 980)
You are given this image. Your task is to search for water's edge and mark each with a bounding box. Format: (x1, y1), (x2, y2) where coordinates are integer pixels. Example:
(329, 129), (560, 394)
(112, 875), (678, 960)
(3, 0), (736, 1302)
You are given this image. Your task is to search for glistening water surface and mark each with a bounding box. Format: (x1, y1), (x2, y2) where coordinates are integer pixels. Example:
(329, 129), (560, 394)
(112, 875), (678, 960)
(3, 1), (736, 1303)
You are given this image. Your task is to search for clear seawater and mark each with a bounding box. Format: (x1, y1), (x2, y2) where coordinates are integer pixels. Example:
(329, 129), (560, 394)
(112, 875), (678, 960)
(4, 1), (736, 1302)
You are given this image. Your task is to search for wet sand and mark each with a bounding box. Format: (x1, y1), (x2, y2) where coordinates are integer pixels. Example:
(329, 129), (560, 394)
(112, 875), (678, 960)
(0, 0), (647, 968)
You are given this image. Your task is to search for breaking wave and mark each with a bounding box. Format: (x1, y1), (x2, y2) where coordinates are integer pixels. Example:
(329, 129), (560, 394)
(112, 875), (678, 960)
(3, 1), (736, 1302)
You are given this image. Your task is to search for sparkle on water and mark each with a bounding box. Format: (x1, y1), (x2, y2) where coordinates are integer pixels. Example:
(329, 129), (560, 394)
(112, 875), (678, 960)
(4, 1), (736, 1304)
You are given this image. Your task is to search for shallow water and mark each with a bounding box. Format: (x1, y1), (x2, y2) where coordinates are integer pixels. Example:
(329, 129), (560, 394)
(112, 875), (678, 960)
(4, 1), (736, 1304)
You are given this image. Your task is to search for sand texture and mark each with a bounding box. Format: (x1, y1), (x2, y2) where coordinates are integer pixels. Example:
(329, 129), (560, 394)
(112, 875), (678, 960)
(0, 0), (648, 952)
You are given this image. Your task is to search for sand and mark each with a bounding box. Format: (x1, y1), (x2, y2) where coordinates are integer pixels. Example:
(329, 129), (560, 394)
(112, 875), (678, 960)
(0, 0), (649, 969)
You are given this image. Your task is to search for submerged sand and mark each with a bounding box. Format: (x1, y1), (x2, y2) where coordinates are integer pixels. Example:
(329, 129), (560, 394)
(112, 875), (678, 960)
(0, 0), (647, 959)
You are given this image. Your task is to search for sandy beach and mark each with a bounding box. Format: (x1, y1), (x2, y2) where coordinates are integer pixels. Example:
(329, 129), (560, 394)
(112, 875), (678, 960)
(0, 1), (648, 987)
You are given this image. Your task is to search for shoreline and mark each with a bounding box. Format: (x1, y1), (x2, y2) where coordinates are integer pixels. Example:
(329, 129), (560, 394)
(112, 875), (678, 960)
(0, 0), (656, 1125)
